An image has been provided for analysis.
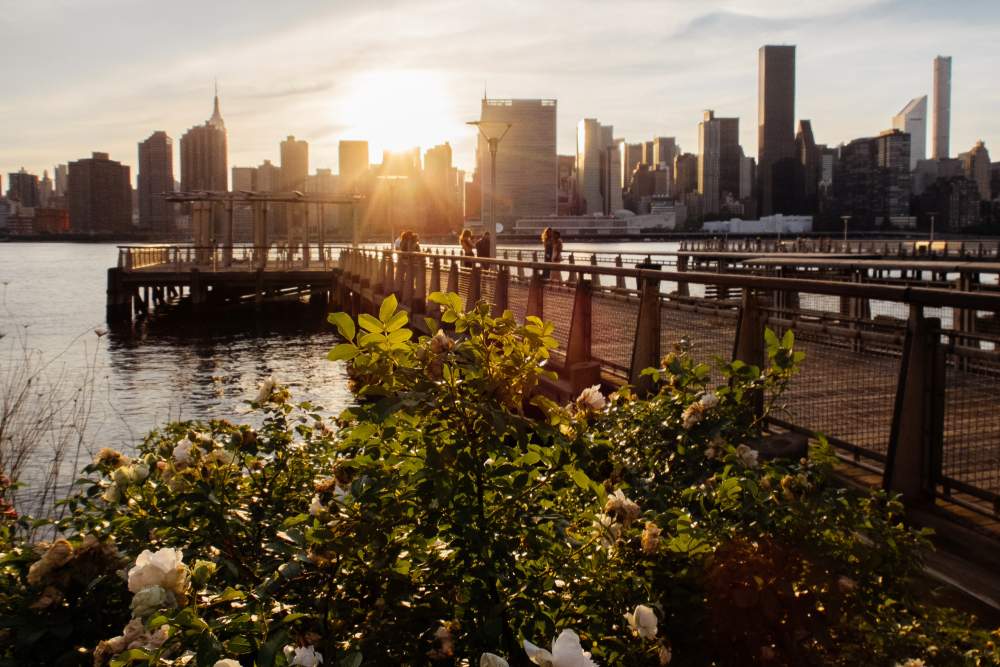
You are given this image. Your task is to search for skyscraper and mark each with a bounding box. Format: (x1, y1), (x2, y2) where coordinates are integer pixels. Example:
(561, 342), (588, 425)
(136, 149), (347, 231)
(795, 120), (820, 213)
(7, 169), (40, 207)
(478, 98), (557, 228)
(54, 164), (68, 197)
(959, 140), (991, 201)
(652, 137), (677, 169)
(697, 111), (740, 216)
(892, 96), (927, 170)
(577, 118), (619, 214)
(39, 171), (53, 207)
(338, 140), (369, 193)
(138, 131), (175, 233)
(180, 92), (228, 191)
(757, 44), (797, 216)
(932, 56), (952, 159)
(231, 166), (257, 242)
(619, 141), (643, 190)
(280, 135), (309, 242)
(67, 152), (132, 233)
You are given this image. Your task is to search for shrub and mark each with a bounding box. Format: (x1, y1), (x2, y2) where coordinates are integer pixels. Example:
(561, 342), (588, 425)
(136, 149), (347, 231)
(0, 294), (996, 666)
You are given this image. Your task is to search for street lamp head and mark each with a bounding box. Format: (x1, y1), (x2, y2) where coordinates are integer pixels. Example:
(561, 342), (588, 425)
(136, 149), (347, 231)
(467, 120), (513, 143)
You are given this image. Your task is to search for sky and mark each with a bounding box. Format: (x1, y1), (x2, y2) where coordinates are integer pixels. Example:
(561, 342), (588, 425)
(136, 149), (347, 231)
(2, 0), (998, 184)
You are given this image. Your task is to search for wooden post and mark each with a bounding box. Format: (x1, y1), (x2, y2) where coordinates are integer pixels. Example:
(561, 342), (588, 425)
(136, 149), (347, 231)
(190, 269), (205, 311)
(567, 253), (578, 285)
(565, 279), (601, 393)
(676, 254), (690, 297)
(614, 255), (625, 290)
(383, 253), (394, 296)
(516, 251), (524, 279)
(526, 271), (544, 319)
(466, 264), (482, 311)
(427, 256), (442, 319)
(413, 255), (426, 315)
(884, 306), (945, 506)
(401, 254), (415, 309)
(629, 274), (661, 394)
(733, 289), (766, 417)
(492, 267), (509, 317)
(447, 259), (459, 295)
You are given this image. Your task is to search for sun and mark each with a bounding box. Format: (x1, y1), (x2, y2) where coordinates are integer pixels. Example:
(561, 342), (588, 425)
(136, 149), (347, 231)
(335, 69), (465, 160)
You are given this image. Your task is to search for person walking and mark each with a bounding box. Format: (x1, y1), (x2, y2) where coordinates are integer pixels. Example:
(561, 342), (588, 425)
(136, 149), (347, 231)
(460, 229), (475, 267)
(541, 227), (553, 279)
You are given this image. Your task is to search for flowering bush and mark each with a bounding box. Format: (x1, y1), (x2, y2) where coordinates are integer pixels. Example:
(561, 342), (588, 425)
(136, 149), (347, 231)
(0, 294), (997, 666)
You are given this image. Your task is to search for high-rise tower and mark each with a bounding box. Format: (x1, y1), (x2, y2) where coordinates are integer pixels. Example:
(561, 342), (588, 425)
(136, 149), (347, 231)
(892, 96), (927, 170)
(757, 45), (796, 216)
(932, 56), (952, 159)
(698, 111), (741, 216)
(180, 91), (228, 191)
(138, 131), (175, 233)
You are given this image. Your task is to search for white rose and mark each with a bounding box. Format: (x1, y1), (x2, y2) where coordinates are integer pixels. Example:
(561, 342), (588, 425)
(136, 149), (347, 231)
(736, 444), (759, 468)
(575, 385), (606, 412)
(524, 629), (598, 667)
(130, 585), (173, 618)
(129, 463), (150, 482)
(256, 376), (276, 404)
(481, 653), (510, 667)
(172, 438), (195, 465)
(429, 329), (454, 354)
(206, 448), (236, 466)
(102, 483), (121, 503)
(308, 495), (325, 517)
(284, 645), (323, 666)
(699, 391), (719, 409)
(127, 547), (189, 596)
(625, 604), (658, 640)
(604, 489), (640, 525)
(112, 466), (132, 487)
(214, 661), (242, 667)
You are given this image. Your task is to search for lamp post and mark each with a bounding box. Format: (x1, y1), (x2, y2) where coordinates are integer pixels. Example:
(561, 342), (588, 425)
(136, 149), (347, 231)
(377, 174), (408, 249)
(468, 120), (512, 257)
(929, 212), (937, 243)
(840, 215), (851, 243)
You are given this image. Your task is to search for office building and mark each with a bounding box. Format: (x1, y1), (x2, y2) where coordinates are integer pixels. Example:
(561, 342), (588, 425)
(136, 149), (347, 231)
(180, 92), (228, 191)
(67, 152), (132, 233)
(338, 140), (369, 193)
(231, 166), (257, 241)
(652, 137), (677, 169)
(7, 169), (40, 207)
(674, 153), (698, 198)
(757, 44), (797, 216)
(932, 56), (952, 159)
(424, 142), (460, 232)
(54, 164), (68, 197)
(280, 135), (309, 241)
(697, 110), (741, 216)
(478, 98), (557, 228)
(835, 130), (911, 227)
(256, 160), (281, 192)
(576, 118), (620, 214)
(620, 141), (643, 191)
(138, 131), (175, 233)
(959, 141), (991, 200)
(795, 120), (820, 213)
(892, 96), (927, 170)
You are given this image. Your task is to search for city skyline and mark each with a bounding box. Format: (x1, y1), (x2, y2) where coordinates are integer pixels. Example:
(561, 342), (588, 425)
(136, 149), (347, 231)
(2, 0), (999, 182)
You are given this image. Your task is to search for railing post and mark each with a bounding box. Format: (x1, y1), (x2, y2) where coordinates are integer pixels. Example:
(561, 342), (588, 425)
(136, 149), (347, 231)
(614, 254), (625, 290)
(382, 252), (394, 297)
(393, 252), (405, 297)
(629, 272), (661, 394)
(516, 251), (524, 279)
(733, 289), (766, 418)
(567, 253), (577, 285)
(884, 306), (944, 506)
(526, 271), (544, 320)
(675, 254), (689, 297)
(446, 258), (459, 295)
(564, 279), (602, 394)
(466, 263), (482, 311)
(413, 255), (426, 315)
(428, 256), (442, 319)
(492, 267), (510, 317)
(401, 254), (415, 309)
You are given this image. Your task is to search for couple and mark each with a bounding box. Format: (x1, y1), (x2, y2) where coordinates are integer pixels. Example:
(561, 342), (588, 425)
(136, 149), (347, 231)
(459, 229), (492, 264)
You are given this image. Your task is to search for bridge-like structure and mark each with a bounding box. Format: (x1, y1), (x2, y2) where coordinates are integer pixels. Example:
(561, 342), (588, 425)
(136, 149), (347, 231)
(111, 244), (1000, 539)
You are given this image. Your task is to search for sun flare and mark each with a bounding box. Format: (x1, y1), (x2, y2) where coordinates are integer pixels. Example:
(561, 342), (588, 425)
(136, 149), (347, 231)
(335, 69), (464, 160)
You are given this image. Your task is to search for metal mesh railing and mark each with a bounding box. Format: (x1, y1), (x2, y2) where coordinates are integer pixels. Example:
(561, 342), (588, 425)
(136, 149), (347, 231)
(592, 294), (639, 372)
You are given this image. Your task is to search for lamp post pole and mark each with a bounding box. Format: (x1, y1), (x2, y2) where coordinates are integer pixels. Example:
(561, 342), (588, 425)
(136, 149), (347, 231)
(841, 215), (850, 243)
(929, 213), (936, 243)
(468, 120), (512, 258)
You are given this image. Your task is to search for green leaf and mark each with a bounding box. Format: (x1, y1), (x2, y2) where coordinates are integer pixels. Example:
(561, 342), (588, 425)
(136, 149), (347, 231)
(781, 328), (795, 347)
(385, 310), (409, 332)
(379, 294), (398, 321)
(565, 465), (593, 492)
(225, 635), (253, 655)
(358, 313), (382, 333)
(327, 311), (356, 341)
(359, 332), (387, 347)
(340, 651), (363, 667)
(327, 343), (359, 362)
(387, 328), (413, 344)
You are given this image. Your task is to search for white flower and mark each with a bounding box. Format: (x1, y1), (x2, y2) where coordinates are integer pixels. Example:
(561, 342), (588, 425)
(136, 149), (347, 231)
(594, 513), (622, 547)
(112, 466), (132, 487)
(127, 547), (190, 596)
(604, 489), (640, 526)
(130, 585), (173, 618)
(429, 329), (455, 354)
(524, 629), (598, 667)
(699, 391), (719, 409)
(736, 444), (759, 468)
(481, 653), (510, 667)
(641, 521), (662, 555)
(130, 463), (150, 482)
(575, 385), (606, 412)
(102, 483), (121, 503)
(283, 645), (323, 666)
(624, 604), (658, 640)
(205, 448), (236, 466)
(256, 376), (276, 404)
(681, 402), (706, 430)
(214, 661), (242, 667)
(894, 660), (925, 667)
(308, 495), (325, 516)
(172, 438), (195, 465)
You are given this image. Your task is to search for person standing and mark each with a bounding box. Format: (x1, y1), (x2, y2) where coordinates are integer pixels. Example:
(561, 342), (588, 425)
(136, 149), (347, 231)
(551, 230), (564, 282)
(476, 232), (491, 258)
(541, 227), (553, 278)
(460, 229), (475, 267)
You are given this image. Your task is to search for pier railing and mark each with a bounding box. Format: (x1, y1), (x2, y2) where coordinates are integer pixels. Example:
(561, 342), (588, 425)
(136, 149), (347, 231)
(680, 236), (1000, 259)
(334, 247), (1000, 523)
